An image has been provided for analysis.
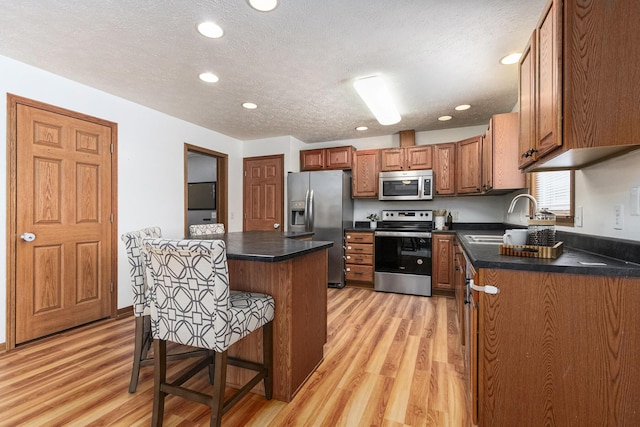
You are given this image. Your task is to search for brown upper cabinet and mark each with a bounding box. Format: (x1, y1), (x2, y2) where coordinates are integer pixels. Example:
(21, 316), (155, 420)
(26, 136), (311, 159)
(300, 146), (355, 171)
(380, 146), (433, 172)
(519, 0), (640, 171)
(456, 135), (483, 194)
(352, 150), (380, 198)
(434, 143), (456, 196)
(483, 113), (525, 193)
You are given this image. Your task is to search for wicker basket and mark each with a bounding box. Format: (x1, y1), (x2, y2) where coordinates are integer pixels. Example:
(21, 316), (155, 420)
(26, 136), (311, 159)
(499, 241), (563, 259)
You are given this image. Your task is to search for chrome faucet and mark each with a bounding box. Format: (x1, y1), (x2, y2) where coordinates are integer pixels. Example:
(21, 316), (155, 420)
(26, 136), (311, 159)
(507, 194), (538, 216)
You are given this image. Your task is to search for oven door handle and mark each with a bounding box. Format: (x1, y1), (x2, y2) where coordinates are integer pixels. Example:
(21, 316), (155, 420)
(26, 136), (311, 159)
(375, 231), (432, 238)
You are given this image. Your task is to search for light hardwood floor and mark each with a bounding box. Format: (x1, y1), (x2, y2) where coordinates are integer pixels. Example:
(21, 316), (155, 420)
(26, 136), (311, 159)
(0, 287), (472, 426)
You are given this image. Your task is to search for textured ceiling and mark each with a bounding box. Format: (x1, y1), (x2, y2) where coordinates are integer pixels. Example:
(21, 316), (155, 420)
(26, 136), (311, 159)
(0, 0), (546, 143)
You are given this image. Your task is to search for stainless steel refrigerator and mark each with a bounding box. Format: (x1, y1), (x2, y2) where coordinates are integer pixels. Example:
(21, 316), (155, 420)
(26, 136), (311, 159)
(287, 170), (353, 288)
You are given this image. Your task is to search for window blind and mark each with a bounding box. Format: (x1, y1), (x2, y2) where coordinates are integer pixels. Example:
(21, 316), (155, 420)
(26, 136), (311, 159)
(534, 171), (571, 214)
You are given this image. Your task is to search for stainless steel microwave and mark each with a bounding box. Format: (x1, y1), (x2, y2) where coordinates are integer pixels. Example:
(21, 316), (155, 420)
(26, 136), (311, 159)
(379, 170), (433, 201)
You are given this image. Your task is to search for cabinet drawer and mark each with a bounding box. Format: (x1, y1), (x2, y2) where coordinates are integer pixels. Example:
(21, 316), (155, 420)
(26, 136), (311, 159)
(345, 232), (374, 244)
(344, 253), (373, 265)
(345, 264), (374, 282)
(344, 243), (373, 255)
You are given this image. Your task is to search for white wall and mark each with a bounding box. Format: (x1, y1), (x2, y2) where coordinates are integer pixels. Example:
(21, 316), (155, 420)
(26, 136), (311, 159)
(0, 55), (244, 343)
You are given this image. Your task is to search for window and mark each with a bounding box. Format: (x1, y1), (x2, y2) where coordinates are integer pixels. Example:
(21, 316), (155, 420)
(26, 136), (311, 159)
(531, 170), (574, 226)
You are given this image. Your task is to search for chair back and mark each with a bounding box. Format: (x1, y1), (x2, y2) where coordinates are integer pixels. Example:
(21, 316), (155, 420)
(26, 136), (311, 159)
(121, 227), (162, 317)
(189, 223), (225, 236)
(142, 238), (232, 351)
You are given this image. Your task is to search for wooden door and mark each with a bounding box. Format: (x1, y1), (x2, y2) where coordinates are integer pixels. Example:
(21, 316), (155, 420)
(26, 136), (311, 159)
(535, 0), (562, 159)
(15, 103), (114, 344)
(456, 136), (482, 194)
(405, 145), (433, 170)
(380, 148), (404, 171)
(243, 155), (284, 231)
(352, 150), (379, 198)
(432, 233), (454, 291)
(434, 143), (456, 195)
(518, 33), (537, 168)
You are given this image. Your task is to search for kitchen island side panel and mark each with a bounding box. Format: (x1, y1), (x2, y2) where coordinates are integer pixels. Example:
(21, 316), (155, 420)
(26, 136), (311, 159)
(226, 248), (328, 402)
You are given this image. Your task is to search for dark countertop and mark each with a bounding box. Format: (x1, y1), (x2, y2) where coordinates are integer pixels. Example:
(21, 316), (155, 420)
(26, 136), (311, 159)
(452, 229), (640, 278)
(283, 231), (314, 239)
(194, 231), (333, 262)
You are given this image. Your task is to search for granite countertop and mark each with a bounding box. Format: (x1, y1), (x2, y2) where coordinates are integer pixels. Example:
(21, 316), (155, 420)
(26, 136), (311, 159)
(194, 231), (333, 262)
(454, 229), (640, 278)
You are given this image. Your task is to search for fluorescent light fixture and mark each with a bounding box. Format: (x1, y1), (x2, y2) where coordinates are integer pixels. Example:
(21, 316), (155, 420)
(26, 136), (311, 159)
(242, 102), (258, 109)
(353, 76), (401, 126)
(248, 0), (278, 12)
(455, 104), (471, 111)
(355, 126), (368, 131)
(197, 22), (224, 39)
(500, 53), (522, 65)
(438, 115), (453, 121)
(199, 72), (219, 83)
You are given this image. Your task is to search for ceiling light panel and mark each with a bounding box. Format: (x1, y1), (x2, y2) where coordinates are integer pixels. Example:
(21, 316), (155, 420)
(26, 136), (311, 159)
(353, 76), (401, 126)
(197, 22), (224, 39)
(500, 53), (522, 65)
(248, 0), (278, 12)
(438, 115), (453, 121)
(242, 102), (258, 109)
(199, 72), (219, 83)
(455, 104), (471, 111)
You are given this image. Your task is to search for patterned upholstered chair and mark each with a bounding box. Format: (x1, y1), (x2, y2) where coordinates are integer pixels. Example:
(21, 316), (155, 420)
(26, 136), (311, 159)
(141, 238), (274, 427)
(121, 227), (205, 393)
(189, 223), (225, 237)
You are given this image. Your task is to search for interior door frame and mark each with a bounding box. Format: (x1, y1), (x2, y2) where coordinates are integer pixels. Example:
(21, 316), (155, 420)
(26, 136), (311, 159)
(184, 144), (228, 237)
(5, 93), (119, 350)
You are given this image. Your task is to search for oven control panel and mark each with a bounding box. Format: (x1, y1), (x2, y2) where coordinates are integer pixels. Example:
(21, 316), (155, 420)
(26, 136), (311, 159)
(381, 210), (433, 221)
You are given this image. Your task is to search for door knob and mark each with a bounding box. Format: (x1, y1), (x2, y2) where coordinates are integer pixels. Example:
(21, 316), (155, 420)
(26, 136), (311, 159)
(21, 232), (36, 242)
(273, 223), (280, 229)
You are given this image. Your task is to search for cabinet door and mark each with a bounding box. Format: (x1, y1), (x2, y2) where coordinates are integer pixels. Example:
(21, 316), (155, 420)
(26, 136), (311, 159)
(406, 145), (433, 170)
(456, 136), (482, 194)
(380, 148), (404, 171)
(352, 150), (379, 198)
(432, 233), (454, 291)
(300, 149), (325, 171)
(482, 122), (492, 191)
(518, 33), (536, 168)
(326, 146), (353, 169)
(453, 240), (467, 345)
(492, 113), (525, 190)
(535, 0), (562, 159)
(434, 143), (456, 195)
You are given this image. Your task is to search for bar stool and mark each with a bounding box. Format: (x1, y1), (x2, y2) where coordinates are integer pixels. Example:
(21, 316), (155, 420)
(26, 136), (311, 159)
(121, 227), (206, 393)
(141, 238), (275, 427)
(189, 223), (225, 236)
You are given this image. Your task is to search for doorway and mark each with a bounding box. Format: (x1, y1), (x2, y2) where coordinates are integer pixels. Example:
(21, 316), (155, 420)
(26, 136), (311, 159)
(6, 94), (118, 349)
(184, 144), (228, 236)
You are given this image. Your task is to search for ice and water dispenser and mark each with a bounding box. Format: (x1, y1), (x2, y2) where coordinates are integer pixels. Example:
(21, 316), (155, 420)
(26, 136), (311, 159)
(290, 200), (306, 230)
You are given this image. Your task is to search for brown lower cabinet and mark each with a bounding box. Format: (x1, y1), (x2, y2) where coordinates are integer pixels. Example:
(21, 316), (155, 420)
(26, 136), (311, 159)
(344, 231), (374, 286)
(432, 232), (454, 292)
(470, 268), (640, 426)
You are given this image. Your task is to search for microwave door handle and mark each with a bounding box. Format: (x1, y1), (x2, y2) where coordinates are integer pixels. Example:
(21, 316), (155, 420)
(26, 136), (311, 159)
(418, 177), (424, 199)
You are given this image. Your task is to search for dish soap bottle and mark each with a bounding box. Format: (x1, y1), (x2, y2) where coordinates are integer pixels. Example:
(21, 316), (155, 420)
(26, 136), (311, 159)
(446, 212), (453, 230)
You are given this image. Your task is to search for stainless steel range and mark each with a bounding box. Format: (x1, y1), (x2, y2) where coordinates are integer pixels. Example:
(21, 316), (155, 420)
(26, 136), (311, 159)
(374, 209), (433, 297)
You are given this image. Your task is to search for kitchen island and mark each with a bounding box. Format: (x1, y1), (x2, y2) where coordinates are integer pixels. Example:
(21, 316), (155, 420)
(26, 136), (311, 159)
(198, 231), (332, 402)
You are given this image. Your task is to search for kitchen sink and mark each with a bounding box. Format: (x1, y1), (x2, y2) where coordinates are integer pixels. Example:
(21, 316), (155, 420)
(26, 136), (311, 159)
(465, 234), (504, 245)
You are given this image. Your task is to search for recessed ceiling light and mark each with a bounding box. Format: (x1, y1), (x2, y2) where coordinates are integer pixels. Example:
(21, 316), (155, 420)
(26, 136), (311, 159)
(242, 102), (258, 109)
(247, 0), (278, 12)
(455, 104), (471, 111)
(197, 22), (224, 39)
(199, 72), (219, 83)
(500, 53), (522, 65)
(353, 76), (401, 126)
(355, 126), (368, 131)
(438, 115), (453, 121)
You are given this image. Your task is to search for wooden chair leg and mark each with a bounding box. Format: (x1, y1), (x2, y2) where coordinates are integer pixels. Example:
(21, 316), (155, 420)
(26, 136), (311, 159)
(208, 350), (215, 385)
(210, 351), (227, 427)
(151, 339), (167, 427)
(128, 316), (145, 393)
(262, 321), (274, 400)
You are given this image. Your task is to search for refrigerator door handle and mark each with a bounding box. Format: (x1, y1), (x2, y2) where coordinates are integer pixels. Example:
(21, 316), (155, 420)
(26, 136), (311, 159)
(308, 189), (315, 231)
(304, 189), (310, 231)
